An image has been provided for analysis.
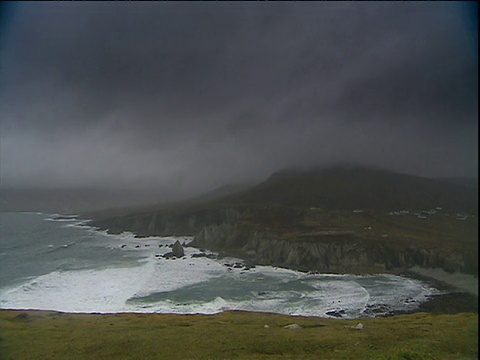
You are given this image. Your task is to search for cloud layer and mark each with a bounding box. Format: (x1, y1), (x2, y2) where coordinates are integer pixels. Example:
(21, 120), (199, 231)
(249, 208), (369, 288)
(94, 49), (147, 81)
(1, 2), (477, 197)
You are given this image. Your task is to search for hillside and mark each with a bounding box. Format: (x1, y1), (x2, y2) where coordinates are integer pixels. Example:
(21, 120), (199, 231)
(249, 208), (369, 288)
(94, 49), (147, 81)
(220, 165), (478, 212)
(90, 166), (478, 277)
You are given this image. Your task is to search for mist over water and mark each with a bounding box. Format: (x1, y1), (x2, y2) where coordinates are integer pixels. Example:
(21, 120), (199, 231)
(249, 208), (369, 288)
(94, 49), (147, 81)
(0, 212), (441, 318)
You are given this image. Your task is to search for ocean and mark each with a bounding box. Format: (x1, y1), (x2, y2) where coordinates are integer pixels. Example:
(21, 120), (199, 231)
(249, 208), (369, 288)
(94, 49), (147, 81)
(0, 212), (442, 318)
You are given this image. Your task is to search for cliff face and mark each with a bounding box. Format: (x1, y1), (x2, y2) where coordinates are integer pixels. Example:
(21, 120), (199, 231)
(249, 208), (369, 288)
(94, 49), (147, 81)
(90, 207), (242, 237)
(191, 223), (467, 274)
(88, 167), (477, 276)
(91, 206), (474, 276)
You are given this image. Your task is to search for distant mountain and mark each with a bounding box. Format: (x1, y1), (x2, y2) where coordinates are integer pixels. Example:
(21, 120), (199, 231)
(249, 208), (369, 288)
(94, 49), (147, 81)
(4, 166), (476, 215)
(220, 165), (478, 212)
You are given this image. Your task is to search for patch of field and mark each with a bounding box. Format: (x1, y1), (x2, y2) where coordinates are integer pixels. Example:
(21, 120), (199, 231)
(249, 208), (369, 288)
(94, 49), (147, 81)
(0, 310), (477, 359)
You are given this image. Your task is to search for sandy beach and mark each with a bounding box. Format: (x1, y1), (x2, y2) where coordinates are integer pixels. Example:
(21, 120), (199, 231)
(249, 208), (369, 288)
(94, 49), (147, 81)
(408, 265), (478, 296)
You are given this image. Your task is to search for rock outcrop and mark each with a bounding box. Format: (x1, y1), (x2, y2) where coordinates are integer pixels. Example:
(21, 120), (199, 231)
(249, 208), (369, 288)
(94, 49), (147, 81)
(190, 222), (468, 274)
(171, 240), (185, 257)
(91, 207), (242, 237)
(91, 205), (474, 276)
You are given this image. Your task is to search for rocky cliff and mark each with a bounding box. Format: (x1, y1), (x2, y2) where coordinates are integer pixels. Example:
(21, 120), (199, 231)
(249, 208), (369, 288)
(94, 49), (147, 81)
(90, 207), (241, 237)
(91, 205), (475, 276)
(191, 222), (469, 275)
(88, 166), (477, 277)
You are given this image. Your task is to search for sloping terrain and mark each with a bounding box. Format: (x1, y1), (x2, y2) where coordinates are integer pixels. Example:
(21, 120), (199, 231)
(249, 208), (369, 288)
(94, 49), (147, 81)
(220, 165), (478, 212)
(0, 310), (477, 359)
(89, 166), (478, 277)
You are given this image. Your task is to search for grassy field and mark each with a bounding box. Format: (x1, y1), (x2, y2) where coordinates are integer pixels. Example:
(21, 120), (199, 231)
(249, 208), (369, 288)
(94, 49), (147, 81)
(0, 309), (477, 359)
(234, 206), (479, 274)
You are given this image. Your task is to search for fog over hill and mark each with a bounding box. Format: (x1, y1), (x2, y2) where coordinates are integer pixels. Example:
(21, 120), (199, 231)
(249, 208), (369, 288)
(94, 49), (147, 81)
(2, 165), (476, 214)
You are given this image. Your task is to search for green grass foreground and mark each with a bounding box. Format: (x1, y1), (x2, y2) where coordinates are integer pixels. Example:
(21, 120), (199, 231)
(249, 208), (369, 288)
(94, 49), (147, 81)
(0, 310), (477, 359)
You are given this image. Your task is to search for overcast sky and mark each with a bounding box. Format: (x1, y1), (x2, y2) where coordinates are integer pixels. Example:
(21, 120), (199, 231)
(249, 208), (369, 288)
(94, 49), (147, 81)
(0, 2), (477, 198)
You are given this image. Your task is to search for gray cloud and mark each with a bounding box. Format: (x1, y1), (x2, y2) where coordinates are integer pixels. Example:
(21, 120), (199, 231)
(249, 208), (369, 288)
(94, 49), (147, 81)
(1, 2), (477, 197)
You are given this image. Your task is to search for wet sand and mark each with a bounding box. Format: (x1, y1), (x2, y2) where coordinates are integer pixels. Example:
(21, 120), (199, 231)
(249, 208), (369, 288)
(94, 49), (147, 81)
(408, 265), (478, 296)
(399, 267), (478, 315)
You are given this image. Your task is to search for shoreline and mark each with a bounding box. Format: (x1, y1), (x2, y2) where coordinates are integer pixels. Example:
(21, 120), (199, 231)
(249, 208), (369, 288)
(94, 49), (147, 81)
(396, 268), (478, 316)
(1, 287), (477, 318)
(0, 293), (478, 319)
(406, 265), (478, 296)
(2, 213), (476, 318)
(1, 263), (476, 318)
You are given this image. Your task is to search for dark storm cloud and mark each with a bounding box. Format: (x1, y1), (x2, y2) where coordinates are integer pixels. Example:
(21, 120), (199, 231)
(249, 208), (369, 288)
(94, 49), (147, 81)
(0, 2), (477, 195)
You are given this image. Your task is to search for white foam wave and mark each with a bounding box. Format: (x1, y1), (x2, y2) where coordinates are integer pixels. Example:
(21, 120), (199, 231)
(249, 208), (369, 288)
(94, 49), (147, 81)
(43, 241), (78, 255)
(0, 221), (440, 317)
(131, 256), (224, 297)
(63, 220), (90, 228)
(0, 267), (146, 313)
(0, 261), (438, 316)
(44, 214), (79, 222)
(0, 249), (224, 313)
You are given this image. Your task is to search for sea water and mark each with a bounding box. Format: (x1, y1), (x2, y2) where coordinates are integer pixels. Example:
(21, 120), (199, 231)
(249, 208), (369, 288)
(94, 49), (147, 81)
(0, 212), (441, 318)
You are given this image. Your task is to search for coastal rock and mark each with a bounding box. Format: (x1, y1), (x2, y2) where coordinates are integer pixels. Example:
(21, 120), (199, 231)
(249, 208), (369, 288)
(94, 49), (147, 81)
(91, 207), (242, 237)
(284, 324), (302, 330)
(192, 221), (468, 274)
(92, 204), (472, 275)
(191, 252), (217, 259)
(172, 240), (185, 258)
(345, 323), (364, 330)
(326, 310), (346, 318)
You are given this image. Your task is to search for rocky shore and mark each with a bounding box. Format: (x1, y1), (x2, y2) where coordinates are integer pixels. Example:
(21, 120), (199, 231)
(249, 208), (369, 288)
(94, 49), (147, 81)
(189, 220), (472, 276)
(91, 206), (475, 276)
(89, 204), (477, 316)
(398, 268), (478, 315)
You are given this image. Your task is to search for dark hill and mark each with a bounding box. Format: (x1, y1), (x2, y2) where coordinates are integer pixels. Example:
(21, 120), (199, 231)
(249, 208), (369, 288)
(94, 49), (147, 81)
(220, 166), (478, 213)
(90, 165), (478, 276)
